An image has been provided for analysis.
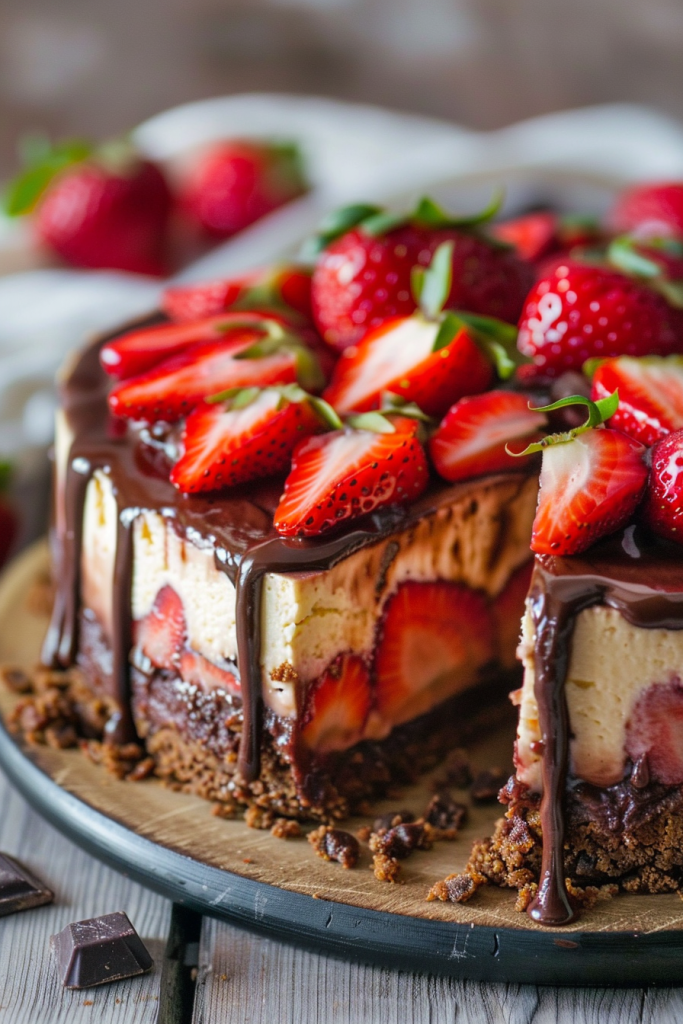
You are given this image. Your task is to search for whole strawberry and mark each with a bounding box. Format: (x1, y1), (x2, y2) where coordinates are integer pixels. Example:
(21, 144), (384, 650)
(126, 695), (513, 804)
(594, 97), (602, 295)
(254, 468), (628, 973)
(181, 140), (307, 239)
(643, 429), (683, 543)
(517, 254), (683, 378)
(609, 182), (683, 239)
(5, 138), (172, 275)
(309, 196), (533, 350)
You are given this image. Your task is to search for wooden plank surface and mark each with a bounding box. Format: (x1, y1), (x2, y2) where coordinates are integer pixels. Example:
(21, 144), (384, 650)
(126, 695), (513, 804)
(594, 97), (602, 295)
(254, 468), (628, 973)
(0, 766), (172, 1023)
(193, 918), (683, 1024)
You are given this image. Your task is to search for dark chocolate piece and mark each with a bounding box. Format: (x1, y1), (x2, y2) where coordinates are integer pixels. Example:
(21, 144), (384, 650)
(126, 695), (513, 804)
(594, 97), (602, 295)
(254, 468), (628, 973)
(424, 792), (467, 831)
(308, 826), (359, 868)
(0, 853), (53, 917)
(51, 910), (153, 989)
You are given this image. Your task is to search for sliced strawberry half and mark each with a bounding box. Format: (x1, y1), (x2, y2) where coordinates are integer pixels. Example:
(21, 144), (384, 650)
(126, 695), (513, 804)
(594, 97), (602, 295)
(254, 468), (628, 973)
(591, 355), (683, 447)
(100, 311), (296, 380)
(625, 677), (683, 786)
(301, 653), (371, 752)
(108, 339), (304, 423)
(179, 649), (240, 696)
(374, 580), (494, 727)
(429, 390), (547, 483)
(170, 385), (337, 494)
(513, 392), (649, 556)
(161, 265), (313, 324)
(323, 316), (493, 418)
(134, 584), (186, 670)
(274, 414), (429, 538)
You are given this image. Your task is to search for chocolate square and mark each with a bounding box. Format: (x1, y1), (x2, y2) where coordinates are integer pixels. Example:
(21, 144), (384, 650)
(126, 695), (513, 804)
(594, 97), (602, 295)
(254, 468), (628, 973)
(0, 853), (53, 917)
(51, 911), (153, 989)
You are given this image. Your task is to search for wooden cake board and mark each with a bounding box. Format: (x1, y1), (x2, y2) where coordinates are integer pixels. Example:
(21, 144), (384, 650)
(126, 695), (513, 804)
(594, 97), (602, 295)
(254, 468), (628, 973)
(1, 542), (683, 986)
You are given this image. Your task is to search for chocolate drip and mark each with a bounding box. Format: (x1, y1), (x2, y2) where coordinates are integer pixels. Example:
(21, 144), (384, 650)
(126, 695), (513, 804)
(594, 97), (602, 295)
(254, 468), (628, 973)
(527, 530), (683, 926)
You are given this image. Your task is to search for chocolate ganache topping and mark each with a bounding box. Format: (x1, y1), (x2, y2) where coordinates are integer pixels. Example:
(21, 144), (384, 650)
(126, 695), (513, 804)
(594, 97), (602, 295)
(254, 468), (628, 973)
(45, 322), (530, 782)
(527, 526), (683, 925)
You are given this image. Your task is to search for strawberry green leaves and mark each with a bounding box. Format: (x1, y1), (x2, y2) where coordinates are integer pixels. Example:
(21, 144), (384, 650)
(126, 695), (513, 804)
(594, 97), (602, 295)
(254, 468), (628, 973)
(508, 390), (620, 456)
(4, 137), (91, 216)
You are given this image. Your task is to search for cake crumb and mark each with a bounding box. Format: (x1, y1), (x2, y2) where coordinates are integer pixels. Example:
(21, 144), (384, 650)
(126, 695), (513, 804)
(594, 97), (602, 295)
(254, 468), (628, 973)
(514, 882), (538, 912)
(427, 871), (486, 904)
(0, 666), (33, 694)
(244, 806), (275, 830)
(372, 809), (415, 834)
(355, 825), (372, 843)
(308, 826), (359, 869)
(423, 792), (467, 839)
(371, 850), (403, 883)
(270, 818), (302, 840)
(211, 803), (237, 820)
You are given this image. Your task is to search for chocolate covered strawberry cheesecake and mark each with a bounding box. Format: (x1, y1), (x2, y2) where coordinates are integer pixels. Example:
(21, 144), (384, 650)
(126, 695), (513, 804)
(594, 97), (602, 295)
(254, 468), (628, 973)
(23, 179), (683, 923)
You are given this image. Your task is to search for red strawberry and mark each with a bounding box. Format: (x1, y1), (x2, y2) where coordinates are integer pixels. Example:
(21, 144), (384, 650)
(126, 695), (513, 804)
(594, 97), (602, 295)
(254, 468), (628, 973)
(609, 182), (683, 239)
(591, 356), (683, 446)
(517, 260), (683, 378)
(181, 140), (307, 238)
(310, 197), (532, 350)
(625, 678), (683, 786)
(170, 385), (334, 494)
(491, 560), (534, 669)
(490, 212), (558, 262)
(108, 339), (299, 422)
(274, 415), (429, 538)
(100, 311), (289, 380)
(301, 654), (371, 752)
(161, 265), (313, 324)
(179, 650), (240, 696)
(323, 317), (493, 418)
(134, 585), (186, 670)
(429, 390), (547, 483)
(519, 394), (648, 556)
(4, 138), (173, 274)
(643, 428), (683, 543)
(374, 580), (494, 726)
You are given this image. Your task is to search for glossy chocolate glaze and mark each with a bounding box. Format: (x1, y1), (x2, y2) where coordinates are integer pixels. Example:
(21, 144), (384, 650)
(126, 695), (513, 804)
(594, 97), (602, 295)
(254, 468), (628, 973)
(45, 325), (529, 779)
(528, 526), (683, 925)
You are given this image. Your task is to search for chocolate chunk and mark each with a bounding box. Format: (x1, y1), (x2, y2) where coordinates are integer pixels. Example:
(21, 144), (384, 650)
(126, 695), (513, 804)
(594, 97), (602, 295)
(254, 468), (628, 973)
(308, 827), (359, 869)
(51, 911), (153, 989)
(424, 792), (467, 833)
(0, 853), (53, 917)
(471, 767), (508, 803)
(370, 822), (430, 860)
(372, 809), (414, 834)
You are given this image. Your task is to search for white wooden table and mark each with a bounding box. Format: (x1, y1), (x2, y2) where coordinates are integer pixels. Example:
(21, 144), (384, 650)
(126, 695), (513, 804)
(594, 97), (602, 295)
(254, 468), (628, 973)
(1, 766), (682, 1024)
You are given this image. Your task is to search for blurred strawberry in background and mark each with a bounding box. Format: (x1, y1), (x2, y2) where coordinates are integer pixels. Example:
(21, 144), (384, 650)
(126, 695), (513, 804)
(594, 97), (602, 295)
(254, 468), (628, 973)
(0, 464), (17, 570)
(179, 139), (308, 239)
(4, 136), (172, 275)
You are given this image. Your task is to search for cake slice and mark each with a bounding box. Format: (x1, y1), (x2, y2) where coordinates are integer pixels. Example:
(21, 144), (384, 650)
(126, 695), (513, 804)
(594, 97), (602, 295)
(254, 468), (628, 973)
(46, 329), (537, 820)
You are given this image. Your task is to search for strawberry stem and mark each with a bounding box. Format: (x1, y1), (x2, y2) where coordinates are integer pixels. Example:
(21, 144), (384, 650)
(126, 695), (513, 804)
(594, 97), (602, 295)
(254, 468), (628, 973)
(412, 241), (453, 319)
(4, 137), (92, 216)
(346, 411), (397, 434)
(507, 390), (619, 456)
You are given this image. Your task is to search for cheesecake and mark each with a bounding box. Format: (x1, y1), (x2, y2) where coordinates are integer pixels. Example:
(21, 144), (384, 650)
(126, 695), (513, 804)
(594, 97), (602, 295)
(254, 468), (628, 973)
(17, 185), (683, 925)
